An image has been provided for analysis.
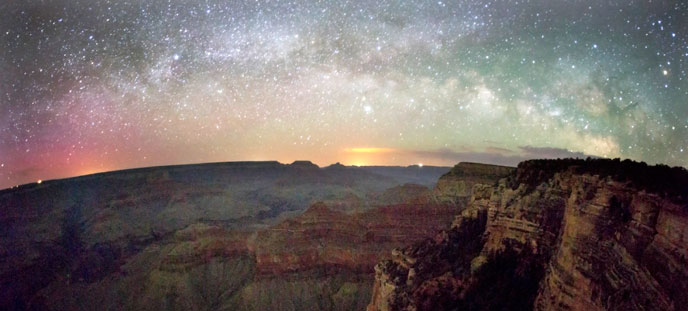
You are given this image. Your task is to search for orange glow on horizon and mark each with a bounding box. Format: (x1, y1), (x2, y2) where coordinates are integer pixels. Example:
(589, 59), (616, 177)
(74, 166), (115, 177)
(342, 147), (401, 168)
(344, 147), (396, 153)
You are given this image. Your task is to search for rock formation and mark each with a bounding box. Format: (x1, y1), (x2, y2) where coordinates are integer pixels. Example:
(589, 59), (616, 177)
(371, 183), (433, 206)
(433, 162), (514, 203)
(254, 201), (458, 275)
(368, 158), (688, 311)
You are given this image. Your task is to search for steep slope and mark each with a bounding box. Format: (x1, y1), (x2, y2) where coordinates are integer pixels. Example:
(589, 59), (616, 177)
(254, 201), (458, 275)
(242, 162), (513, 310)
(368, 158), (688, 311)
(243, 200), (459, 311)
(433, 162), (514, 203)
(370, 183), (433, 206)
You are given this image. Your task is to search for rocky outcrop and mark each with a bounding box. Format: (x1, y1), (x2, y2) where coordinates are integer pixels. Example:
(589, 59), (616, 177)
(433, 162), (514, 203)
(368, 158), (688, 311)
(248, 163), (514, 309)
(158, 224), (250, 272)
(372, 183), (433, 206)
(254, 201), (459, 275)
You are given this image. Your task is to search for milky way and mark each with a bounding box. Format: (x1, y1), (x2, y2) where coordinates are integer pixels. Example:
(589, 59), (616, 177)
(1, 0), (687, 188)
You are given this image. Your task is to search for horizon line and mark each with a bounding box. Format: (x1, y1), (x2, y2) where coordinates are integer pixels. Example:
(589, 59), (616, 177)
(0, 159), (460, 191)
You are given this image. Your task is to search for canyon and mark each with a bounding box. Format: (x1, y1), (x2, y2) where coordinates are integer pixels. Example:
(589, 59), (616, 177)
(367, 158), (688, 311)
(0, 160), (449, 310)
(0, 160), (511, 310)
(2, 158), (687, 310)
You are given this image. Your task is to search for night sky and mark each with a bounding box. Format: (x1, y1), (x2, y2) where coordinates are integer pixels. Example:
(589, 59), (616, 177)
(1, 0), (687, 189)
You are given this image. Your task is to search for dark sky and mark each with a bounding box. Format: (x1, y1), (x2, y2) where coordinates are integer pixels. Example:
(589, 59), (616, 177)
(1, 0), (687, 188)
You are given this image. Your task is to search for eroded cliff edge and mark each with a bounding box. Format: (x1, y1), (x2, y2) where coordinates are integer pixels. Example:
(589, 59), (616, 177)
(368, 158), (688, 311)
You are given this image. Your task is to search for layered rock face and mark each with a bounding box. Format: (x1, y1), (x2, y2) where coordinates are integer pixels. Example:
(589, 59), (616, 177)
(368, 159), (688, 311)
(372, 183), (433, 206)
(253, 163), (516, 277)
(243, 163), (516, 310)
(433, 162), (514, 203)
(158, 224), (250, 272)
(254, 201), (458, 275)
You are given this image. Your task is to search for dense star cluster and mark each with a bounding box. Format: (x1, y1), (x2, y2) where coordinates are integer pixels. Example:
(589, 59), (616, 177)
(1, 0), (687, 188)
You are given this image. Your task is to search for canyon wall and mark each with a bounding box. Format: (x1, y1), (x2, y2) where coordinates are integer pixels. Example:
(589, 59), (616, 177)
(368, 159), (688, 311)
(433, 162), (514, 203)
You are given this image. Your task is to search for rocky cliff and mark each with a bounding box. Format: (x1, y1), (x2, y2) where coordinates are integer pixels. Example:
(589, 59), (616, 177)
(433, 162), (514, 204)
(254, 201), (458, 275)
(368, 158), (688, 311)
(252, 162), (516, 277)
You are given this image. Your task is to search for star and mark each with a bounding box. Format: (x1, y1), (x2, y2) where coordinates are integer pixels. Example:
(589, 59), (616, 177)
(0, 0), (686, 188)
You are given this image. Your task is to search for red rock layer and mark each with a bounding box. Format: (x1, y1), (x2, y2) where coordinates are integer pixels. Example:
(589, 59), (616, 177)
(254, 201), (460, 275)
(158, 224), (251, 272)
(368, 159), (688, 311)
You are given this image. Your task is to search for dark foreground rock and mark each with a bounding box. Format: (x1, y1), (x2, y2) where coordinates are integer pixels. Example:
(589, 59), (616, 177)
(368, 158), (688, 311)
